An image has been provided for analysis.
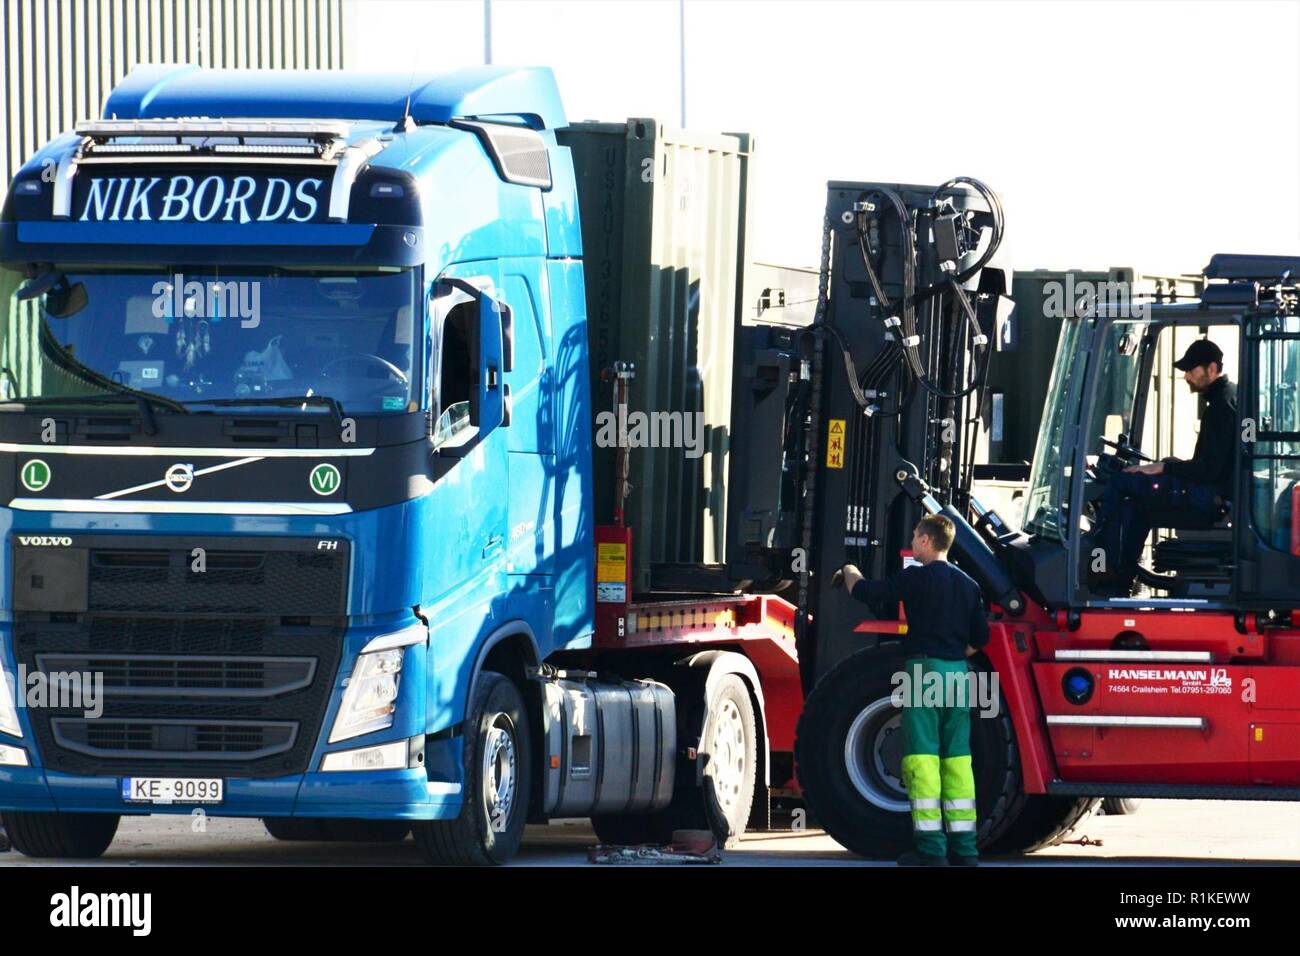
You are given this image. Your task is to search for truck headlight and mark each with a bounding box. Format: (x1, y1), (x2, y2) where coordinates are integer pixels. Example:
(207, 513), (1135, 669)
(329, 648), (405, 743)
(0, 743), (28, 766)
(0, 664), (21, 739)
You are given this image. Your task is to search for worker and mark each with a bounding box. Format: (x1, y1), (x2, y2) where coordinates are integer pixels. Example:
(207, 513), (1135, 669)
(1090, 338), (1236, 594)
(840, 514), (989, 866)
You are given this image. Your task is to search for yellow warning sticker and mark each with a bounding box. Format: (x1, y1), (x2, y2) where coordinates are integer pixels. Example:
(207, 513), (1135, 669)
(1255, 726), (1264, 742)
(826, 418), (846, 469)
(597, 542), (627, 583)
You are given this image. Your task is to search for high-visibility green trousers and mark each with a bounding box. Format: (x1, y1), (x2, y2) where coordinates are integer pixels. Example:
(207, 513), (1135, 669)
(899, 657), (978, 857)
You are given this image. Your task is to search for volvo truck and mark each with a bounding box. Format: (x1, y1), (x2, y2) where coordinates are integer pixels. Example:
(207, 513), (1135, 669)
(0, 65), (823, 864)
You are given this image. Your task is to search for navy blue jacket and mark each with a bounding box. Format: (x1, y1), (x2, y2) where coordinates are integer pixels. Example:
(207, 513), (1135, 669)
(851, 560), (989, 661)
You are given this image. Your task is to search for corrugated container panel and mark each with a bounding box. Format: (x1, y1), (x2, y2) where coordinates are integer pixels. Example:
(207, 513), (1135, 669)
(559, 118), (753, 591)
(1, 0), (345, 195)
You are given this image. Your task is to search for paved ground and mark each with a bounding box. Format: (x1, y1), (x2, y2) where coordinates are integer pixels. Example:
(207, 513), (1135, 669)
(2, 799), (1297, 865)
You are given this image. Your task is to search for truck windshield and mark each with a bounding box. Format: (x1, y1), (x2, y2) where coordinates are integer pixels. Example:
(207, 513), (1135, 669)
(0, 267), (420, 416)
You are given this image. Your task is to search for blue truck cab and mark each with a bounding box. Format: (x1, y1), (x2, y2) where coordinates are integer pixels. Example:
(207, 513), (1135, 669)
(0, 65), (621, 863)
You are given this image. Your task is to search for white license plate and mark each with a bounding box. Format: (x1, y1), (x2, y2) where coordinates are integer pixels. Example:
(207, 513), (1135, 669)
(122, 777), (224, 805)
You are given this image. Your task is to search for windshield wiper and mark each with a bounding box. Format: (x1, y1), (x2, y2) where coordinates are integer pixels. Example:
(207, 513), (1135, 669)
(1, 393), (187, 436)
(182, 395), (346, 432)
(32, 324), (189, 434)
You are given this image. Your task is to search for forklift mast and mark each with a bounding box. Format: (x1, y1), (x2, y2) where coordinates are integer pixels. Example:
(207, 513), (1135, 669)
(792, 179), (1020, 689)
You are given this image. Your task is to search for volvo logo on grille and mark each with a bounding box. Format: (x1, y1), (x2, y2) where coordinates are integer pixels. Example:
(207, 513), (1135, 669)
(16, 535), (72, 546)
(164, 463), (195, 493)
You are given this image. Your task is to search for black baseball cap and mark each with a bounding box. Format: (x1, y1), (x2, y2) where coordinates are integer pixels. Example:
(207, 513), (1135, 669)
(1173, 339), (1224, 372)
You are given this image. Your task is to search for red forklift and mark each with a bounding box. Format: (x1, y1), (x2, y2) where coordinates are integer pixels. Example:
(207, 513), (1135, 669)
(788, 175), (1300, 854)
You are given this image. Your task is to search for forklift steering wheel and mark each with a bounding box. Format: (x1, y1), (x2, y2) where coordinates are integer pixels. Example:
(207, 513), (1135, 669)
(1099, 435), (1153, 463)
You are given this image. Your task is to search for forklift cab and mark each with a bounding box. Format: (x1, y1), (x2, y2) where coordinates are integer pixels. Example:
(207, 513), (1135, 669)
(1021, 255), (1300, 612)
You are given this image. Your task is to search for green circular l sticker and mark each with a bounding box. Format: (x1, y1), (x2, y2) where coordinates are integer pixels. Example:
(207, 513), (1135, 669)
(309, 463), (341, 496)
(20, 459), (50, 492)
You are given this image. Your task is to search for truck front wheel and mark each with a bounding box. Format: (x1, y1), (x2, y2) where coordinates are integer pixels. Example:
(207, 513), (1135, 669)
(0, 810), (119, 859)
(413, 671), (531, 865)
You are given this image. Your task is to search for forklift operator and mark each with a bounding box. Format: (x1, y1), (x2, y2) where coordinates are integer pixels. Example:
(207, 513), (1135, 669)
(840, 514), (989, 867)
(1091, 338), (1237, 592)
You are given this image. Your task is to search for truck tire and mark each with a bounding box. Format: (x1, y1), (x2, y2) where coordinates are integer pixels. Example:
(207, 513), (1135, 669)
(794, 647), (1023, 858)
(986, 796), (1099, 853)
(665, 672), (759, 848)
(0, 810), (119, 859)
(263, 818), (410, 842)
(590, 674), (757, 849)
(698, 674), (758, 846)
(592, 671), (759, 848)
(1102, 797), (1141, 815)
(413, 671), (531, 865)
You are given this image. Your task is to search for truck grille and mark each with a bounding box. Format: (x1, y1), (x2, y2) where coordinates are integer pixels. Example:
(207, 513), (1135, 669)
(53, 718), (298, 761)
(88, 547), (343, 615)
(35, 652), (316, 697)
(12, 536), (349, 778)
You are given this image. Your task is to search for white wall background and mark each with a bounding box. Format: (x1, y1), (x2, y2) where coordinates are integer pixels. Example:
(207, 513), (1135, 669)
(345, 0), (1300, 275)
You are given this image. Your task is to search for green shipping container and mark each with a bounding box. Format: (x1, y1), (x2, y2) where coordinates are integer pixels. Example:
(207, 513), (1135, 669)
(558, 119), (754, 592)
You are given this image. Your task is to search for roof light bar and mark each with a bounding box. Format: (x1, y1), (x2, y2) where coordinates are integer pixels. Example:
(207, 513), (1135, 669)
(86, 142), (196, 154)
(211, 143), (323, 156)
(76, 118), (352, 139)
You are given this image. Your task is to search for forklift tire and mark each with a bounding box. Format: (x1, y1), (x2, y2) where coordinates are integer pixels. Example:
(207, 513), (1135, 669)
(986, 795), (1099, 854)
(794, 647), (1023, 858)
(1102, 797), (1141, 816)
(263, 818), (411, 842)
(0, 810), (119, 859)
(413, 671), (531, 865)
